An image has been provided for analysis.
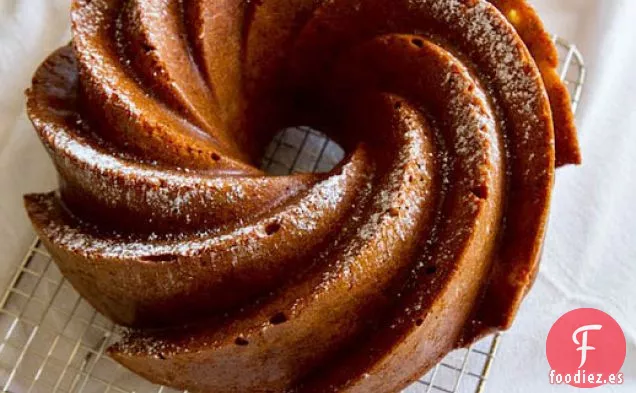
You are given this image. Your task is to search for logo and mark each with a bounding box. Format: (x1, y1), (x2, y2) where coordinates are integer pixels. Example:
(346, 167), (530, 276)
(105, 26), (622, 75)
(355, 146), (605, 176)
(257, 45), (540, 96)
(546, 308), (626, 388)
(572, 324), (602, 368)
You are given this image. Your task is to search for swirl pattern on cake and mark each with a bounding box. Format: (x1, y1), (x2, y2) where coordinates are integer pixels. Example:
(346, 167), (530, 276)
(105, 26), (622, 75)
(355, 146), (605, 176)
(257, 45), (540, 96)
(24, 0), (579, 391)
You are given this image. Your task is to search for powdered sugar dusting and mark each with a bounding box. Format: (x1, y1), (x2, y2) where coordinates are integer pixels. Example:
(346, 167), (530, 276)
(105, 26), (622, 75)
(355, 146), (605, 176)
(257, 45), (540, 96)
(73, 0), (227, 170)
(40, 160), (357, 260)
(317, 118), (436, 291)
(410, 0), (548, 156)
(44, 120), (250, 222)
(441, 56), (500, 193)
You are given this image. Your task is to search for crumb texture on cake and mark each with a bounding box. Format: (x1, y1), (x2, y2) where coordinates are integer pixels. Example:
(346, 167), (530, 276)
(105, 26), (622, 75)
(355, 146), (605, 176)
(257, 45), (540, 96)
(24, 0), (579, 392)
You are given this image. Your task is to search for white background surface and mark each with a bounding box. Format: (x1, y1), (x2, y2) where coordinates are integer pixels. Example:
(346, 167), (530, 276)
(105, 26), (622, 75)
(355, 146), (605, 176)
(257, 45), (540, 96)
(0, 0), (634, 392)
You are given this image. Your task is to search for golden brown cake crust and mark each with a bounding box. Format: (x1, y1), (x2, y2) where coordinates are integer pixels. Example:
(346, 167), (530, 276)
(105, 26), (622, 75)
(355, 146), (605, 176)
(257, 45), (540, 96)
(24, 0), (579, 392)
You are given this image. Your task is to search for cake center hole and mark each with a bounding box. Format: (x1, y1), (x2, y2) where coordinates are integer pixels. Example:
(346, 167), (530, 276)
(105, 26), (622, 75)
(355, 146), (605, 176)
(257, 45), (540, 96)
(261, 127), (345, 175)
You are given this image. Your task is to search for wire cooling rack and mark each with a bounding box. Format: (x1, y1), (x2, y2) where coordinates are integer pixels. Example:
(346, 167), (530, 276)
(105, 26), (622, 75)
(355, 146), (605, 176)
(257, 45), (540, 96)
(0, 35), (585, 393)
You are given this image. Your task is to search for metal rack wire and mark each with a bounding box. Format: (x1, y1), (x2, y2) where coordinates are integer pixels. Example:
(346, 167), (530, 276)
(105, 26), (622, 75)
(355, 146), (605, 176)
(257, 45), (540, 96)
(0, 35), (586, 393)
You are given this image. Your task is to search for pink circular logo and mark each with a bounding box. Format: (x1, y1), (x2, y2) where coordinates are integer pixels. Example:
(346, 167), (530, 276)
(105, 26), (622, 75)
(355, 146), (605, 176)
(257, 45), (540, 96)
(546, 308), (626, 388)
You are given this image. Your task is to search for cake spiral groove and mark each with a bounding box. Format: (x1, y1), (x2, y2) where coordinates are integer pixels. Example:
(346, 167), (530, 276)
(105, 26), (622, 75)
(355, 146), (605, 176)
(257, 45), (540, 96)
(24, 0), (579, 391)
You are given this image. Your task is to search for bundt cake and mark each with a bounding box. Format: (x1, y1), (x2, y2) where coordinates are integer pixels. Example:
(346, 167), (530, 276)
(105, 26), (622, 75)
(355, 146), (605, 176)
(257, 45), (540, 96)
(24, 0), (580, 391)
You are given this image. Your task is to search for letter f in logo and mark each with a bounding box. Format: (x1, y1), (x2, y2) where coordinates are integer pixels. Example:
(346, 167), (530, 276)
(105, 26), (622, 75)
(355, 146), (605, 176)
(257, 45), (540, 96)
(572, 324), (603, 368)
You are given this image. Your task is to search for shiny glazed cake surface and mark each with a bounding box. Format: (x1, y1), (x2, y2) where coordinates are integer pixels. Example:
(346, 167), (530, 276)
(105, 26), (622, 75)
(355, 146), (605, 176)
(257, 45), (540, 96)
(24, 0), (579, 391)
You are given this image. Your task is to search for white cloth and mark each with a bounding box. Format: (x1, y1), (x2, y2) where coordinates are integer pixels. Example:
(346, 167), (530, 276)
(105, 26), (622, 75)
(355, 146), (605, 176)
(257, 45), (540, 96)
(0, 0), (70, 291)
(0, 1), (634, 392)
